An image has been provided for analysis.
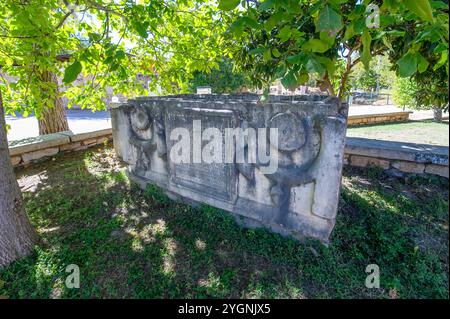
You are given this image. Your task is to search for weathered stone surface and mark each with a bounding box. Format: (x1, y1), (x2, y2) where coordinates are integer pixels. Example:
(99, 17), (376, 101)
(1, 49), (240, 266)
(350, 155), (390, 169)
(111, 94), (348, 242)
(9, 131), (72, 156)
(8, 130), (114, 167)
(82, 137), (100, 146)
(425, 164), (449, 178)
(392, 161), (425, 174)
(10, 155), (22, 166)
(59, 142), (82, 152)
(343, 154), (350, 165)
(21, 147), (59, 162)
(70, 128), (112, 143)
(345, 137), (449, 165)
(347, 111), (411, 126)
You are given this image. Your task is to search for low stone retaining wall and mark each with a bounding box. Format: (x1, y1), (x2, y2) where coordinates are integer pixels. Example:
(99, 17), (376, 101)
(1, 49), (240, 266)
(344, 137), (449, 178)
(9, 129), (448, 179)
(347, 111), (411, 126)
(9, 129), (112, 167)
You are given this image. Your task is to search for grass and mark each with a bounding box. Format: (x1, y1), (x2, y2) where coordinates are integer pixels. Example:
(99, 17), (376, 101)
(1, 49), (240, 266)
(0, 144), (448, 299)
(347, 120), (449, 146)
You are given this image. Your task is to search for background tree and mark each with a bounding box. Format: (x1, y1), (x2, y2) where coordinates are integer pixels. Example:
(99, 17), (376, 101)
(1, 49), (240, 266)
(414, 66), (449, 122)
(392, 67), (448, 121)
(386, 0), (449, 121)
(392, 76), (418, 109)
(0, 0), (225, 267)
(0, 0), (225, 134)
(350, 54), (395, 92)
(218, 0), (448, 106)
(188, 58), (253, 93)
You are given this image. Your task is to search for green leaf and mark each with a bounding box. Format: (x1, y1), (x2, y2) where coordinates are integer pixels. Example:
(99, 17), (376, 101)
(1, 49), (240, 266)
(354, 18), (366, 34)
(317, 56), (335, 77)
(302, 39), (331, 53)
(403, 0), (434, 22)
(276, 26), (293, 42)
(281, 72), (297, 90)
(320, 32), (335, 46)
(241, 16), (260, 29)
(63, 61), (82, 84)
(417, 54), (429, 73)
(266, 10), (284, 30)
(229, 18), (245, 36)
(115, 50), (126, 60)
(281, 71), (308, 90)
(286, 53), (306, 65)
(434, 50), (448, 70)
(272, 48), (281, 58)
(361, 29), (372, 70)
(218, 0), (240, 11)
(263, 49), (272, 61)
(343, 24), (355, 41)
(259, 0), (274, 11)
(430, 0), (448, 9)
(133, 21), (148, 38)
(317, 5), (343, 35)
(397, 52), (418, 77)
(305, 56), (325, 78)
(249, 47), (265, 55)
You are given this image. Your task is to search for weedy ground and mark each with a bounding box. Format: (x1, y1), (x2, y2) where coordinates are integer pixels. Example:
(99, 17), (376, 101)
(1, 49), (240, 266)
(0, 143), (448, 299)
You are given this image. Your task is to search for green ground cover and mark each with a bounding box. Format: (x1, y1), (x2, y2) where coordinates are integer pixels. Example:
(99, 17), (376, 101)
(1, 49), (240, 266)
(347, 120), (449, 146)
(0, 144), (448, 299)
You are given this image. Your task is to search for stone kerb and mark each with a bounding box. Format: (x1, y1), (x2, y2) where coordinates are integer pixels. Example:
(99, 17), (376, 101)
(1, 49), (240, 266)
(9, 129), (113, 167)
(345, 137), (449, 178)
(347, 111), (412, 126)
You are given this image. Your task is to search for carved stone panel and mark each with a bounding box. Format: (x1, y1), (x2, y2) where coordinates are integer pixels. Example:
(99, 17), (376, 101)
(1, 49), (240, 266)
(111, 94), (348, 243)
(165, 107), (238, 203)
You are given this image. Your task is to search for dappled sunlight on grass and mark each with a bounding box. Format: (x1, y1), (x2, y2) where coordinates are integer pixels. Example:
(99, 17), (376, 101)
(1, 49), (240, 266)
(1, 144), (448, 299)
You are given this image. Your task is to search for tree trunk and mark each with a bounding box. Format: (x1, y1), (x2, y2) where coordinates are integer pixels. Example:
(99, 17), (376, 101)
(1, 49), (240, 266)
(38, 71), (70, 135)
(0, 90), (38, 268)
(433, 107), (443, 123)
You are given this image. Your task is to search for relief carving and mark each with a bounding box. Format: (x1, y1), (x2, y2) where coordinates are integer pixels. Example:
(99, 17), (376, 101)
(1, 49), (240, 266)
(112, 95), (347, 242)
(126, 105), (167, 177)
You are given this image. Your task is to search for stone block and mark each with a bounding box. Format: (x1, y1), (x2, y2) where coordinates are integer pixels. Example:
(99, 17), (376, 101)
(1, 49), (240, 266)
(425, 164), (449, 178)
(59, 142), (82, 152)
(350, 155), (390, 169)
(392, 161), (425, 174)
(21, 147), (59, 162)
(70, 128), (112, 143)
(82, 138), (100, 146)
(345, 137), (449, 165)
(10, 155), (22, 166)
(343, 154), (350, 165)
(111, 94), (348, 243)
(9, 132), (71, 156)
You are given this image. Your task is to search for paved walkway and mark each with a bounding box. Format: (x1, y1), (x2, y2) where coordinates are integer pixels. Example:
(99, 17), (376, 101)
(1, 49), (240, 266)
(6, 110), (112, 141)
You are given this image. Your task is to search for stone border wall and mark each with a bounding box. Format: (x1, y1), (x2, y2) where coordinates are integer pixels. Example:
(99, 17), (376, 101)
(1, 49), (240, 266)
(344, 137), (449, 178)
(9, 129), (112, 167)
(9, 129), (448, 178)
(347, 111), (411, 126)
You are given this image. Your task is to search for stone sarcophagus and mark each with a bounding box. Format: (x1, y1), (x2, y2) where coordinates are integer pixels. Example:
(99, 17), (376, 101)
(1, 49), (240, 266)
(111, 94), (348, 242)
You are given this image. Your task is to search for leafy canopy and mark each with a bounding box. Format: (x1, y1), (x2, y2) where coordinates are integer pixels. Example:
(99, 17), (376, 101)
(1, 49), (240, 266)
(0, 0), (226, 117)
(218, 0), (449, 101)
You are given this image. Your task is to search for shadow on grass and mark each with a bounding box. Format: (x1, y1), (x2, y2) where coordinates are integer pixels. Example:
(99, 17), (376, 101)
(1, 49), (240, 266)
(0, 146), (448, 299)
